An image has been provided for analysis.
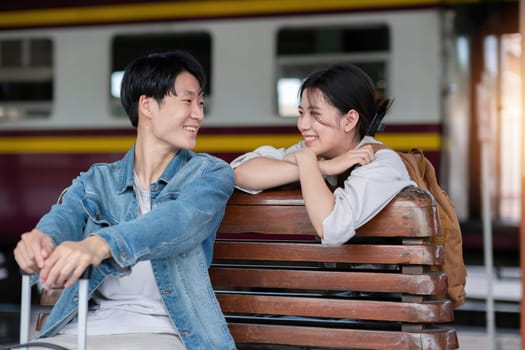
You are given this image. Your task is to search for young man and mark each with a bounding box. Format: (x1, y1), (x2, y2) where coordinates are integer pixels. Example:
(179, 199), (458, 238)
(13, 51), (236, 349)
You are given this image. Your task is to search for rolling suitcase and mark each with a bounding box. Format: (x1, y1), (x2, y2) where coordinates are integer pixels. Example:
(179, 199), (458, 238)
(0, 268), (92, 350)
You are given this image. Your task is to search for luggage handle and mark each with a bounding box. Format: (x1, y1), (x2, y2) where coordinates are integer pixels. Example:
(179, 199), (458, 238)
(14, 266), (92, 350)
(77, 266), (92, 350)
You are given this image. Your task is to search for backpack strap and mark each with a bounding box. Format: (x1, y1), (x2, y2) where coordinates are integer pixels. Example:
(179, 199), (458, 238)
(408, 148), (428, 178)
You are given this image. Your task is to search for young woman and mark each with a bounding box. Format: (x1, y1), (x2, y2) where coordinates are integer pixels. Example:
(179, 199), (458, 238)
(231, 63), (415, 246)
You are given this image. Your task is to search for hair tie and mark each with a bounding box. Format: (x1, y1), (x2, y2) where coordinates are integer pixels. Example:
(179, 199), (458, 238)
(366, 98), (393, 136)
(366, 111), (385, 136)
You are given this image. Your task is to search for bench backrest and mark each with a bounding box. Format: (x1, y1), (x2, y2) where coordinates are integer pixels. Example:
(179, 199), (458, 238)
(212, 186), (458, 350)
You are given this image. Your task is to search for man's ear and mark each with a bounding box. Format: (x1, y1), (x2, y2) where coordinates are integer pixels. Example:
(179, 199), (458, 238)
(343, 109), (359, 132)
(138, 95), (154, 119)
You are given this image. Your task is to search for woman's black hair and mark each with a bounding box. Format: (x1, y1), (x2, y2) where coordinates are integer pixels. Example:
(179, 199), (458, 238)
(120, 50), (206, 128)
(299, 63), (392, 139)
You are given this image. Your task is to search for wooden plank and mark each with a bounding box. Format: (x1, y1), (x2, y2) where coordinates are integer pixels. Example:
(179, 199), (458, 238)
(229, 323), (458, 350)
(219, 187), (439, 237)
(220, 205), (316, 234)
(213, 241), (444, 265)
(40, 288), (63, 306)
(225, 188), (305, 206)
(210, 268), (448, 297)
(356, 204), (439, 237)
(217, 294), (454, 323)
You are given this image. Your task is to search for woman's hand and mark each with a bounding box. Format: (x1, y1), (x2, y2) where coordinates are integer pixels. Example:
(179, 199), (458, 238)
(320, 145), (375, 176)
(283, 151), (300, 165)
(284, 147), (317, 165)
(39, 236), (110, 289)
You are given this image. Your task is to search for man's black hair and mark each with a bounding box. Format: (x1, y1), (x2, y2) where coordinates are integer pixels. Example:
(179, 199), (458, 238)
(120, 50), (206, 128)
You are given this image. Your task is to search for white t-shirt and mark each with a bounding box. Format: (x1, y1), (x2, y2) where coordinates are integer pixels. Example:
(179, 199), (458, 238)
(230, 136), (416, 246)
(61, 172), (177, 336)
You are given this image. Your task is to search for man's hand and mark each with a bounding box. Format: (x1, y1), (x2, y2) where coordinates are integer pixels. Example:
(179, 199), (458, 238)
(14, 229), (55, 275)
(39, 236), (110, 290)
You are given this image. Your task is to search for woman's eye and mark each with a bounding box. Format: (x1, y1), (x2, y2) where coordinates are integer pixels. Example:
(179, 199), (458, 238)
(312, 114), (329, 125)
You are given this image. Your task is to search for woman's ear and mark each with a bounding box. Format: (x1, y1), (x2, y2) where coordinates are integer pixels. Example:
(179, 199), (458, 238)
(343, 109), (359, 132)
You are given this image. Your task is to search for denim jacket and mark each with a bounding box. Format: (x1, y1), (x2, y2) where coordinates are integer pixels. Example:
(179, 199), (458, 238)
(35, 145), (237, 350)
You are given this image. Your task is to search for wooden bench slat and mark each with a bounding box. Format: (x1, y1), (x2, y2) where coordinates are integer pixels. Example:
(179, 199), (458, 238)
(220, 204), (439, 237)
(220, 205), (316, 234)
(225, 189), (305, 206)
(213, 241), (444, 265)
(229, 323), (459, 350)
(40, 288), (63, 306)
(356, 205), (438, 237)
(219, 187), (440, 238)
(210, 268), (448, 297)
(217, 294), (454, 323)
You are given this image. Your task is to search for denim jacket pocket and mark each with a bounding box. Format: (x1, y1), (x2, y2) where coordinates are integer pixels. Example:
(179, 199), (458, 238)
(154, 191), (179, 205)
(81, 196), (118, 233)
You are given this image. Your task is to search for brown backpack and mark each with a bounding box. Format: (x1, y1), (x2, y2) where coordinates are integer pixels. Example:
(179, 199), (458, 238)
(370, 144), (466, 308)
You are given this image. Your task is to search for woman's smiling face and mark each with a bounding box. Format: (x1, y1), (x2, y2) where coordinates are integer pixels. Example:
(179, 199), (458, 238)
(297, 88), (357, 159)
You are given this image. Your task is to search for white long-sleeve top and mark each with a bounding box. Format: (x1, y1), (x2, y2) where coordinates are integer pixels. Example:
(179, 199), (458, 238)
(230, 136), (416, 246)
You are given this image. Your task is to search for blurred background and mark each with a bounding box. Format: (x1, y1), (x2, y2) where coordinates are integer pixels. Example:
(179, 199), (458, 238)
(0, 0), (522, 348)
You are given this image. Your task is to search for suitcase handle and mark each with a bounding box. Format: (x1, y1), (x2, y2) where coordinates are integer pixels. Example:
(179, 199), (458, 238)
(12, 266), (93, 350)
(77, 266), (92, 350)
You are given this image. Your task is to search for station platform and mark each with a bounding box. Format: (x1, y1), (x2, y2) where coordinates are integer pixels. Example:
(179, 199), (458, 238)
(458, 327), (521, 350)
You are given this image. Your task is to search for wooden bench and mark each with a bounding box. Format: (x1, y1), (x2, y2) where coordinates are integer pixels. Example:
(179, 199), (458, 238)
(212, 186), (458, 349)
(37, 186), (458, 349)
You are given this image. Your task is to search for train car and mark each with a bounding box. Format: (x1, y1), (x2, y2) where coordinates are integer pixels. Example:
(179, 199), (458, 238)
(0, 0), (520, 253)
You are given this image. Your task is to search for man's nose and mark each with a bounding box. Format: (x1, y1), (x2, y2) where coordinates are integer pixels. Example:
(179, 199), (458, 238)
(192, 103), (204, 121)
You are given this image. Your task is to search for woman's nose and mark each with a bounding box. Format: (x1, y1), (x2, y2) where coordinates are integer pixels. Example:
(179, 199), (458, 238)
(297, 114), (311, 131)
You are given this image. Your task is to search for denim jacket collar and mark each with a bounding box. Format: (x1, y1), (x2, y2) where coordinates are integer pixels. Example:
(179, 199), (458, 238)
(118, 144), (191, 193)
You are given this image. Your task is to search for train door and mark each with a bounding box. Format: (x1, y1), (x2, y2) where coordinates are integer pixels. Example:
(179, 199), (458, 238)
(474, 31), (521, 223)
(453, 2), (521, 251)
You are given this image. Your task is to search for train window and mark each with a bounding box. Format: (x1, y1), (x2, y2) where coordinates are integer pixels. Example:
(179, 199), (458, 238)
(0, 38), (53, 121)
(110, 32), (212, 116)
(29, 39), (53, 67)
(1, 40), (22, 67)
(276, 25), (390, 117)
